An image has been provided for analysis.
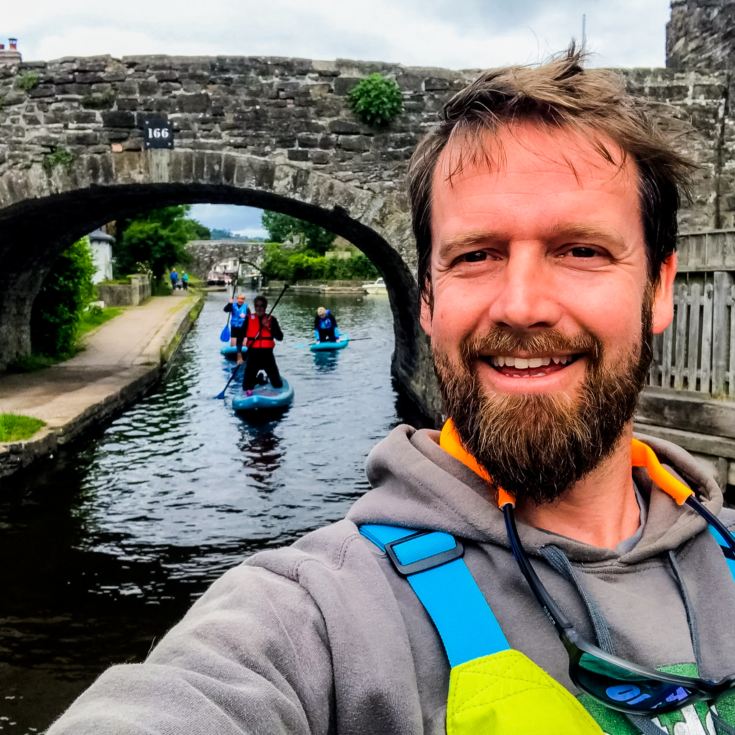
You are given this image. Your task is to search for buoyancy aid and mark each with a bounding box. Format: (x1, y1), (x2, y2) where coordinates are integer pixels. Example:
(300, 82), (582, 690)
(360, 423), (735, 735)
(245, 313), (275, 349)
(231, 302), (249, 328)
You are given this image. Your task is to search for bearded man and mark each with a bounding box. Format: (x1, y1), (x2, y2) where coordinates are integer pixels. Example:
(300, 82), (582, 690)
(49, 47), (735, 735)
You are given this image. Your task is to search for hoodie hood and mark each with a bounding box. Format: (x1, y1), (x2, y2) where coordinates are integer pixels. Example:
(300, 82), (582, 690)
(347, 424), (725, 564)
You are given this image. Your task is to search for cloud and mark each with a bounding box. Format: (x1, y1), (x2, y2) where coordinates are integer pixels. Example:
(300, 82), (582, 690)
(3, 0), (671, 69)
(190, 204), (265, 236)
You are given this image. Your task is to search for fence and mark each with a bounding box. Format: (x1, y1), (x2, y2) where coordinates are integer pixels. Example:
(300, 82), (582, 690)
(647, 231), (735, 397)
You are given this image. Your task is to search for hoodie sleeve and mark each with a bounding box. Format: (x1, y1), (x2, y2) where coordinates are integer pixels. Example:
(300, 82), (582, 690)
(46, 564), (334, 735)
(269, 316), (284, 342)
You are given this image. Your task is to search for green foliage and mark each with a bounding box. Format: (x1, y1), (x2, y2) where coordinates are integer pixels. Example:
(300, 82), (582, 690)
(15, 71), (39, 92)
(115, 205), (208, 282)
(81, 90), (116, 109)
(42, 146), (74, 174)
(348, 73), (403, 128)
(0, 414), (46, 442)
(261, 211), (336, 255)
(30, 237), (95, 358)
(261, 243), (379, 281)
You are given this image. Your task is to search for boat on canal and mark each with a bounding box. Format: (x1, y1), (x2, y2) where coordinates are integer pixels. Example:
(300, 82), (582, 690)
(232, 378), (294, 415)
(362, 277), (387, 295)
(309, 336), (350, 352)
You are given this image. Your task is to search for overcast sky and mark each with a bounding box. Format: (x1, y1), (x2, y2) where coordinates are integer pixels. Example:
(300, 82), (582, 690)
(2, 0), (673, 236)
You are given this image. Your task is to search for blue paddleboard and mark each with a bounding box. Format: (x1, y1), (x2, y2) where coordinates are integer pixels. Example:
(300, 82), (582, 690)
(309, 337), (350, 352)
(232, 379), (294, 414)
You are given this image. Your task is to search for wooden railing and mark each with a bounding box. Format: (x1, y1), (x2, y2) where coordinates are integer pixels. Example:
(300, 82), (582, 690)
(647, 231), (735, 397)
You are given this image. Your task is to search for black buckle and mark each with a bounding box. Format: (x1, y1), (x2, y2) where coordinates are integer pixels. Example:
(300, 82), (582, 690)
(384, 531), (465, 577)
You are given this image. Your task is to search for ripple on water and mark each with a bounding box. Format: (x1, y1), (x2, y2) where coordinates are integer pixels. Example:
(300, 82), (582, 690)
(0, 291), (411, 733)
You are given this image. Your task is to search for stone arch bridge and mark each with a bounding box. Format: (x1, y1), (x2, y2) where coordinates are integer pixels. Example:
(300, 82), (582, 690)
(0, 53), (733, 417)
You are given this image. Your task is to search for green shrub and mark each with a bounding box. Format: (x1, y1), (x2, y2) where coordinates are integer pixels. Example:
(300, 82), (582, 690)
(261, 243), (379, 281)
(0, 414), (46, 442)
(15, 71), (39, 92)
(42, 147), (74, 174)
(31, 237), (95, 357)
(348, 73), (403, 128)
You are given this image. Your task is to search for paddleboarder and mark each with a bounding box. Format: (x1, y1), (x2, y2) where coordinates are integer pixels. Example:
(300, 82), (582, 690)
(223, 294), (250, 365)
(313, 306), (340, 343)
(243, 295), (284, 394)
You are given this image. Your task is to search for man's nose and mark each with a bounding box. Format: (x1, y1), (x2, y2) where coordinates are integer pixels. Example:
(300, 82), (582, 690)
(486, 248), (562, 330)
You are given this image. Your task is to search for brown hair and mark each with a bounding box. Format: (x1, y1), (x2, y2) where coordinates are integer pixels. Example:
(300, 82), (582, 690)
(408, 45), (694, 304)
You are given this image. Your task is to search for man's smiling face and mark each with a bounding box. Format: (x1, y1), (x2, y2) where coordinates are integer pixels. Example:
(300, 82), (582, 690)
(421, 123), (676, 502)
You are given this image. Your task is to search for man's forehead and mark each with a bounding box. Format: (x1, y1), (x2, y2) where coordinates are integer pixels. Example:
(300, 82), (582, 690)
(434, 122), (634, 191)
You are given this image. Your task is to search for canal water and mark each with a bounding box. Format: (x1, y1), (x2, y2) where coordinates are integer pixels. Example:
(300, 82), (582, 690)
(0, 292), (418, 733)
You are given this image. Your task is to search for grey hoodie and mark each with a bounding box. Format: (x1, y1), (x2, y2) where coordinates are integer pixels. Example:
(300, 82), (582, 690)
(48, 426), (735, 735)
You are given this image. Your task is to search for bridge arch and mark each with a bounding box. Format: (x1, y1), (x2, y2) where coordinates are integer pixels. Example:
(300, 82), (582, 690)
(0, 148), (437, 416)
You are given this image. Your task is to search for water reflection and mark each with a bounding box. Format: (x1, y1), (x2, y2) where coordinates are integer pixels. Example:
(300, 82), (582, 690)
(312, 350), (341, 373)
(0, 291), (408, 733)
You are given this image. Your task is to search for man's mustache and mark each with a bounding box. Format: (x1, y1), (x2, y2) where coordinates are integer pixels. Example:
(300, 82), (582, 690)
(460, 328), (601, 362)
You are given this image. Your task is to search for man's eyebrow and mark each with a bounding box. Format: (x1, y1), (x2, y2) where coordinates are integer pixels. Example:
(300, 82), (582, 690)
(438, 231), (506, 255)
(438, 224), (626, 256)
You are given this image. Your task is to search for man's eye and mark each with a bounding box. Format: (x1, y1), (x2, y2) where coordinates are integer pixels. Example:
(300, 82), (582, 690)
(566, 246), (599, 258)
(460, 251), (488, 263)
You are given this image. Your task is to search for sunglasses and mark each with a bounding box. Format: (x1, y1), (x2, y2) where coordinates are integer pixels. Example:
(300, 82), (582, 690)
(498, 439), (735, 716)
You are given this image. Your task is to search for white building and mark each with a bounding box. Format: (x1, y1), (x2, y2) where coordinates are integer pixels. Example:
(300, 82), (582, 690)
(89, 229), (114, 283)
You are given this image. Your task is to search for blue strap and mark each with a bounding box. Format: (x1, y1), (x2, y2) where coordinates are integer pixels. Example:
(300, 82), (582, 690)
(360, 524), (509, 667)
(708, 526), (735, 581)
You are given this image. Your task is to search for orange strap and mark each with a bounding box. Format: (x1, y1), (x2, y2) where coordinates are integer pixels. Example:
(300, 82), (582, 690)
(439, 420), (693, 508)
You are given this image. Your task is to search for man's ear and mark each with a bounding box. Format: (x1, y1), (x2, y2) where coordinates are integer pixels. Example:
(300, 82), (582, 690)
(419, 286), (432, 337)
(652, 253), (678, 335)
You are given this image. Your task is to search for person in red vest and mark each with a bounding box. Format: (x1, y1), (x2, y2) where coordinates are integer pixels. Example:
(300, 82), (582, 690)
(243, 294), (284, 393)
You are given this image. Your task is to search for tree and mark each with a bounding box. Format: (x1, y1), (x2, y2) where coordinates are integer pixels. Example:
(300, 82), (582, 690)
(261, 211), (336, 255)
(31, 237), (95, 357)
(115, 206), (209, 281)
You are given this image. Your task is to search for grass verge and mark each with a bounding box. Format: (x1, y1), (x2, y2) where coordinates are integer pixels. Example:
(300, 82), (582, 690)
(0, 413), (46, 442)
(77, 305), (124, 340)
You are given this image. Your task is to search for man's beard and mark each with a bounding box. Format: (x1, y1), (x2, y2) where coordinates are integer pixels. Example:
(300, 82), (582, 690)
(434, 300), (653, 505)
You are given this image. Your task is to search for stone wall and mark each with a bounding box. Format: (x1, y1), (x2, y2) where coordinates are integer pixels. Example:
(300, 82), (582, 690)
(667, 0), (735, 72)
(185, 239), (265, 279)
(97, 274), (151, 306)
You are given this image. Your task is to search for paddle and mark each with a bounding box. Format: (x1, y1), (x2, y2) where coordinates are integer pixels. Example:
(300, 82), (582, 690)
(219, 264), (240, 342)
(214, 283), (289, 399)
(214, 363), (243, 400)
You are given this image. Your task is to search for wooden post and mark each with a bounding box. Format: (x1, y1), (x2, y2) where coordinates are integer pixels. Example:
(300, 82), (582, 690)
(674, 282), (689, 391)
(700, 280), (714, 395)
(687, 281), (701, 391)
(713, 271), (734, 396)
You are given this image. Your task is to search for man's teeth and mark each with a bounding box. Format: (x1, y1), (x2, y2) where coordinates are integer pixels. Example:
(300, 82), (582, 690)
(490, 355), (573, 369)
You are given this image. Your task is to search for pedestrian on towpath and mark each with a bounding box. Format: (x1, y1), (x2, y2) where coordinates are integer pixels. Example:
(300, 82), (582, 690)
(48, 46), (735, 735)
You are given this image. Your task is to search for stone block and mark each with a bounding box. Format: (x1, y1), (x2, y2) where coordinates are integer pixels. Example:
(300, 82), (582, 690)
(333, 76), (360, 96)
(177, 92), (210, 112)
(338, 135), (371, 152)
(28, 84), (56, 98)
(328, 119), (362, 134)
(287, 148), (309, 161)
(309, 149), (330, 164)
(102, 111), (135, 128)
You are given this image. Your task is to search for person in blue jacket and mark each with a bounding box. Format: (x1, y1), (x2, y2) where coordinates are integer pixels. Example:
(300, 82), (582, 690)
(169, 269), (178, 292)
(313, 306), (340, 343)
(224, 294), (250, 364)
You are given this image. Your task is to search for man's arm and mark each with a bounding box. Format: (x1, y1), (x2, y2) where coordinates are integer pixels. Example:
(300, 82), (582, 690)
(46, 564), (334, 735)
(224, 302), (233, 313)
(268, 316), (284, 342)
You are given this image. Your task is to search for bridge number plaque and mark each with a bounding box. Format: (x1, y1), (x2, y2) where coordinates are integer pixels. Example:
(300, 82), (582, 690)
(143, 117), (174, 150)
